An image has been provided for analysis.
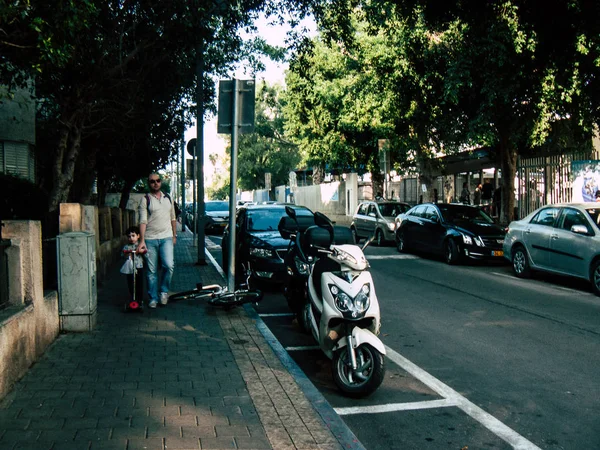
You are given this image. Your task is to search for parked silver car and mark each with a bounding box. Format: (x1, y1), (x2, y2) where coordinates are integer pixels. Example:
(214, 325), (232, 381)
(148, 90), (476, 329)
(351, 200), (411, 245)
(503, 203), (600, 295)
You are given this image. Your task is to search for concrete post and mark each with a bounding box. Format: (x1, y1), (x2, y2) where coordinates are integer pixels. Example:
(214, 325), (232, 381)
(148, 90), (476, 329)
(57, 232), (97, 332)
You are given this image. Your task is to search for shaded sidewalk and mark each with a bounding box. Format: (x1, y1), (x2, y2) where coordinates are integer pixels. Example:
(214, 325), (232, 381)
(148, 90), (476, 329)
(0, 226), (360, 450)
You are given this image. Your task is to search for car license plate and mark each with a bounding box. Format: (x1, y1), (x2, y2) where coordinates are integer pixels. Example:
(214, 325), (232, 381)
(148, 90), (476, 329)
(492, 250), (503, 257)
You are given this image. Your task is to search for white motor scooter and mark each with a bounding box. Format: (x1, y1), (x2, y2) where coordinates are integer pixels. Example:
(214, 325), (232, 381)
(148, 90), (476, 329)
(292, 209), (386, 397)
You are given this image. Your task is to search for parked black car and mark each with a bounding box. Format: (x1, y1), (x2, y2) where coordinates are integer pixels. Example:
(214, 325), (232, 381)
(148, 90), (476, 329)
(222, 203), (314, 286)
(395, 203), (506, 264)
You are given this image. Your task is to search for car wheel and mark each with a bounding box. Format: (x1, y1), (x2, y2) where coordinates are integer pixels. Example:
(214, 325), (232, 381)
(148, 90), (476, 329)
(590, 260), (600, 296)
(375, 229), (384, 247)
(396, 230), (408, 253)
(351, 227), (359, 244)
(512, 245), (531, 278)
(445, 239), (460, 265)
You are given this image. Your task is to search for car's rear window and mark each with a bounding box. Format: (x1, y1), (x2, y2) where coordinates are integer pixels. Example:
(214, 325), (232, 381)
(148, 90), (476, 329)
(439, 205), (494, 224)
(247, 208), (311, 231)
(205, 201), (228, 212)
(378, 203), (409, 217)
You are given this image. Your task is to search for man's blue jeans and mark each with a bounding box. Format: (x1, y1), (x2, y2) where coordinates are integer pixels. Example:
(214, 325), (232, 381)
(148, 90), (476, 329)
(145, 238), (174, 302)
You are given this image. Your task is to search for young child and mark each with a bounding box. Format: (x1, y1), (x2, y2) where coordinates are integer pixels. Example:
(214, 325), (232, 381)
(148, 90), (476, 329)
(121, 226), (146, 308)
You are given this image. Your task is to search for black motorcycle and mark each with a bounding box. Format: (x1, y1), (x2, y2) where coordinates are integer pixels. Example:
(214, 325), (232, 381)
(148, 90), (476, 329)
(278, 207), (316, 331)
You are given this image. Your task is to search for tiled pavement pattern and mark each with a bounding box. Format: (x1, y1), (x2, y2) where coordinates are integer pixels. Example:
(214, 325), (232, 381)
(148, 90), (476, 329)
(0, 226), (350, 450)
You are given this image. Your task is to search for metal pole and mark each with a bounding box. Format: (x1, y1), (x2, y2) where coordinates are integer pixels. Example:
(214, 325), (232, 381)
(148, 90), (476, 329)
(196, 39), (206, 265)
(192, 139), (196, 244)
(227, 78), (240, 292)
(180, 115), (186, 231)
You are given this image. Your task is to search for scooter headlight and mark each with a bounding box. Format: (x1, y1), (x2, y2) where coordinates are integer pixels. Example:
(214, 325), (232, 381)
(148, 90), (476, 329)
(328, 283), (371, 319)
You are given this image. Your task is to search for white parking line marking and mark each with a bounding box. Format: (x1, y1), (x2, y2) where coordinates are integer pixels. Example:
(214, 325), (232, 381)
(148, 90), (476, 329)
(259, 313), (294, 317)
(367, 254), (419, 260)
(285, 345), (321, 351)
(204, 248), (226, 279)
(335, 398), (457, 415)
(385, 346), (542, 450)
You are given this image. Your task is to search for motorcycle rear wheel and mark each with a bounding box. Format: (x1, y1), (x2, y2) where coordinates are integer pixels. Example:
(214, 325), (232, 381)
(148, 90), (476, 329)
(332, 343), (385, 397)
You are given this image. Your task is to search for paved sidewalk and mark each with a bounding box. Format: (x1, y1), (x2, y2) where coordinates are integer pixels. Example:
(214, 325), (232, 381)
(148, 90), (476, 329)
(0, 227), (359, 450)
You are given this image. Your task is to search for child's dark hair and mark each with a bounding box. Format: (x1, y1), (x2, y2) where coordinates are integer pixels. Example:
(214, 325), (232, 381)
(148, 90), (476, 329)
(125, 226), (140, 235)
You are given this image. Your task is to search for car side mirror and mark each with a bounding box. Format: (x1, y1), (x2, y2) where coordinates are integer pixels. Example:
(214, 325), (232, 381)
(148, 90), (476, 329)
(571, 224), (589, 235)
(368, 212), (377, 218)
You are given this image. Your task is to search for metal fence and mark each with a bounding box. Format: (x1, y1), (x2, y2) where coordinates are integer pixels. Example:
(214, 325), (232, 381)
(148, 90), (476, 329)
(516, 150), (599, 218)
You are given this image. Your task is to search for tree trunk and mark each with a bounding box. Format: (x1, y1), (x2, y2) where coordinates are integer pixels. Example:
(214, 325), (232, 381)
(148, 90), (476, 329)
(71, 149), (98, 204)
(499, 142), (518, 225)
(47, 119), (83, 213)
(371, 170), (384, 199)
(119, 179), (136, 209)
(96, 178), (107, 208)
(312, 165), (324, 185)
(416, 144), (440, 203)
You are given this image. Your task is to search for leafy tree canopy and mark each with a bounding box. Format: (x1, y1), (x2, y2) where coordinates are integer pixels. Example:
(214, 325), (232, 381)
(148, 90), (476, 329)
(235, 81), (302, 190)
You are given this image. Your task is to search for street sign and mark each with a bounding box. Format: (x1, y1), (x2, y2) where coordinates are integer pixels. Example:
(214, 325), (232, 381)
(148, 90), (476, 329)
(186, 138), (197, 157)
(217, 79), (255, 134)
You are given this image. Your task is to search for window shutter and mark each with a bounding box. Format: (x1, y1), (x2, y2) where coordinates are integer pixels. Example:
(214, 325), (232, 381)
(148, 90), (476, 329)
(1, 141), (35, 181)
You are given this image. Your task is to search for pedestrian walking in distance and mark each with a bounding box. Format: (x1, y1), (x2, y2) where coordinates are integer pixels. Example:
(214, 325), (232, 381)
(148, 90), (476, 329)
(459, 182), (471, 204)
(137, 173), (177, 308)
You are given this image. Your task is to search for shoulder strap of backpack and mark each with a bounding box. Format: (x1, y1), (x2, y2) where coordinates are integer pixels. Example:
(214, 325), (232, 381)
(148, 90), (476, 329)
(146, 192), (171, 216)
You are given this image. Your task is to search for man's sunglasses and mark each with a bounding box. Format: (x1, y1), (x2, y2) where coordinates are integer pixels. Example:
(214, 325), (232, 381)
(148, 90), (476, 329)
(149, 179), (161, 184)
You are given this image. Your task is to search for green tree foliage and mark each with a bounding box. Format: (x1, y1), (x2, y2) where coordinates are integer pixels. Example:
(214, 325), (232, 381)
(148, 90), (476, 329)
(283, 25), (396, 189)
(207, 171), (231, 200)
(1, 0), (317, 214)
(289, 0), (600, 222)
(236, 81), (302, 190)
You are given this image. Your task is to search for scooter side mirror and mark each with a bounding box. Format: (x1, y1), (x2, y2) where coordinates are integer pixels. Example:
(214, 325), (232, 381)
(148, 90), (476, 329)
(278, 216), (298, 240)
(285, 205), (297, 220)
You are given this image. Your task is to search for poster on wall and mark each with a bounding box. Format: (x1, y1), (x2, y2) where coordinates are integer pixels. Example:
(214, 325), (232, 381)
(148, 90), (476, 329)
(571, 160), (600, 202)
(320, 182), (339, 202)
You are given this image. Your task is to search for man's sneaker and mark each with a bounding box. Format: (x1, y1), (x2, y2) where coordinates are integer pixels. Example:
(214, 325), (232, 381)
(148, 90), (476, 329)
(160, 292), (169, 305)
(149, 300), (157, 309)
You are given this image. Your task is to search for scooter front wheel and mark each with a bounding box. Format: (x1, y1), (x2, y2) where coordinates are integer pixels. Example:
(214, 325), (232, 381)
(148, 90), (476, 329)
(332, 343), (385, 397)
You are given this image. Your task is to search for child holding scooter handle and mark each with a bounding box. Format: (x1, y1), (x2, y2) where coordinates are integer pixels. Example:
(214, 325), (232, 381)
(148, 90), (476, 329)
(121, 226), (147, 311)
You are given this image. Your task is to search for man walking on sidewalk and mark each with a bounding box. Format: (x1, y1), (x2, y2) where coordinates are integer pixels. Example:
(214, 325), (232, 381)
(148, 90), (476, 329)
(137, 173), (177, 308)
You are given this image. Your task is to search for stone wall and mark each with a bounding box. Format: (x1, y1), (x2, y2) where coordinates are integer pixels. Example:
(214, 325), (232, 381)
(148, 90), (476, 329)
(0, 221), (60, 400)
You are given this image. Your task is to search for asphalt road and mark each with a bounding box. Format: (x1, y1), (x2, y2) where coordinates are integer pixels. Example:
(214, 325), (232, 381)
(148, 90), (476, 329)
(206, 234), (600, 450)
